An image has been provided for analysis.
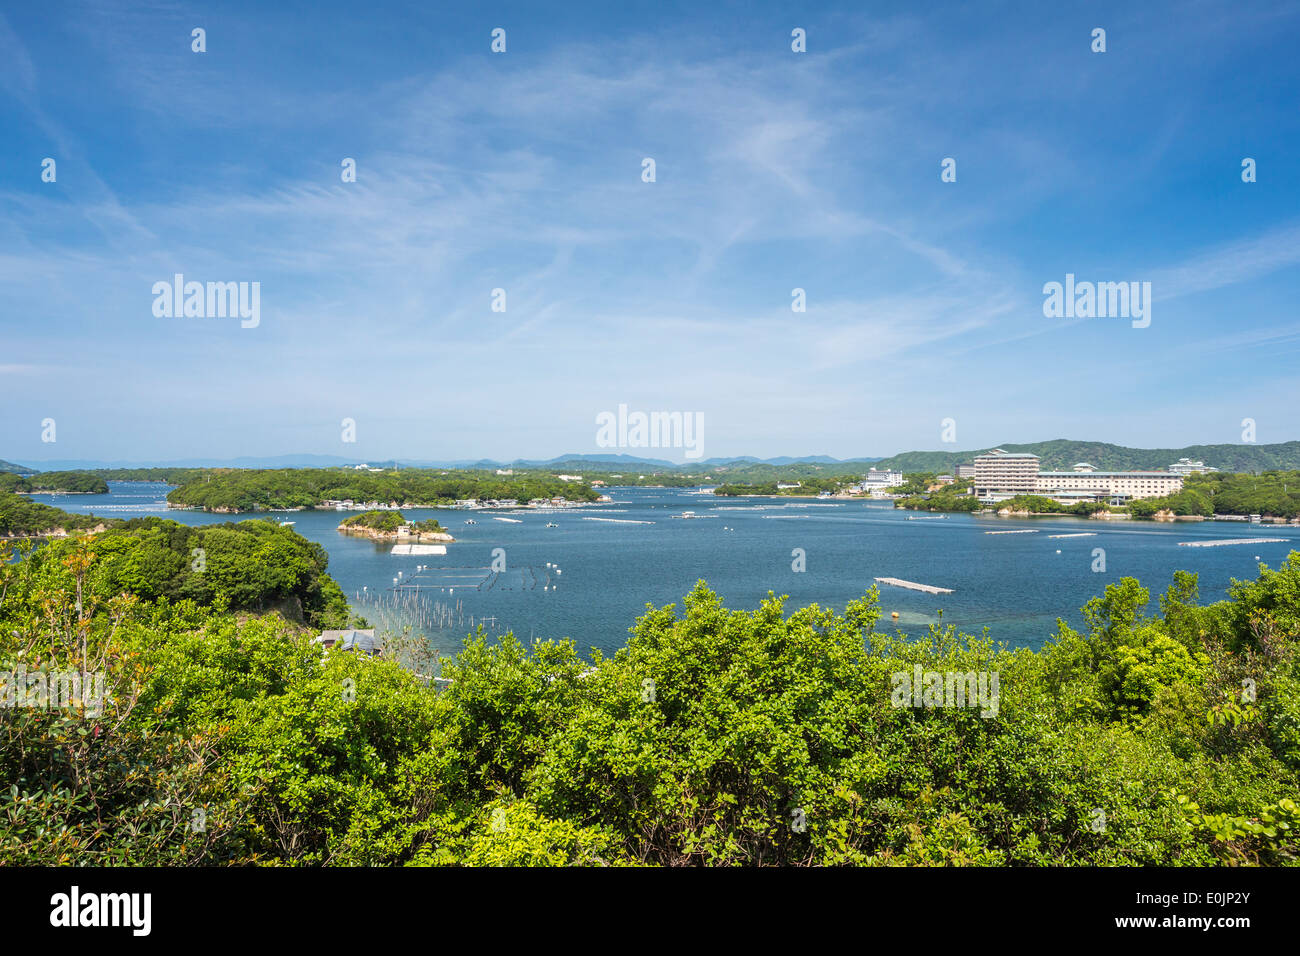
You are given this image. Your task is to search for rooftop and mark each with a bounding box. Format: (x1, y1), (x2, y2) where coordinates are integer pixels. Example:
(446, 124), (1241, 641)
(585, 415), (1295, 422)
(316, 629), (381, 655)
(976, 448), (1040, 459)
(1039, 470), (1178, 477)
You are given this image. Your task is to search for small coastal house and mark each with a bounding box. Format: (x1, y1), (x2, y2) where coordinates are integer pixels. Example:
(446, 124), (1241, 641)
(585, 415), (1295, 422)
(315, 629), (382, 656)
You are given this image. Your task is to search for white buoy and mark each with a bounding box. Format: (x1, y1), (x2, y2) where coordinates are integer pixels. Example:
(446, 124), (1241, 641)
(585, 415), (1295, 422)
(556, 569), (562, 575)
(1056, 550), (1061, 554)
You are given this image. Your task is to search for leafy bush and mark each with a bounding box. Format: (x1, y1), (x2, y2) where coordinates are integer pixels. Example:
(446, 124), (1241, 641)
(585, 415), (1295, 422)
(2, 536), (1299, 866)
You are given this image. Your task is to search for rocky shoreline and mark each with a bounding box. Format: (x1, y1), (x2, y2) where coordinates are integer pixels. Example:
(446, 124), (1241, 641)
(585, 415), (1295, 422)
(1, 522), (112, 539)
(336, 524), (455, 543)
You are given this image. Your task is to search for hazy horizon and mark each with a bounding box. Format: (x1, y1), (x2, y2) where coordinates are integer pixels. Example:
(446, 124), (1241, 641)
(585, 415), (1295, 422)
(9, 435), (1299, 472)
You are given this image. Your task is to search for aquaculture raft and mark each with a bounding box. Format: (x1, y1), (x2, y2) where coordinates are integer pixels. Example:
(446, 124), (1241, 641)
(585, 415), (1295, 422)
(1177, 537), (1285, 548)
(874, 577), (954, 595)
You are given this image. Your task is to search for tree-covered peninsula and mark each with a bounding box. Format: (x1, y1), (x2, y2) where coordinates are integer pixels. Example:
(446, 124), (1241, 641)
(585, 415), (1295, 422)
(1165, 471), (1300, 519)
(713, 477), (857, 496)
(165, 468), (600, 512)
(0, 490), (115, 537)
(0, 471), (109, 495)
(892, 470), (1300, 520)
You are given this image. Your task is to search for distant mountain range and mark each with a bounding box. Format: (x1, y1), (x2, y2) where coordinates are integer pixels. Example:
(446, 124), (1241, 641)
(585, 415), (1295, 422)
(8, 441), (1300, 474)
(5, 452), (865, 472)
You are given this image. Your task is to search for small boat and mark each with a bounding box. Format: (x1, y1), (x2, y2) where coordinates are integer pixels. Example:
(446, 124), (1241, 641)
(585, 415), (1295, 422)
(546, 522), (558, 528)
(278, 520), (295, 526)
(465, 519), (476, 525)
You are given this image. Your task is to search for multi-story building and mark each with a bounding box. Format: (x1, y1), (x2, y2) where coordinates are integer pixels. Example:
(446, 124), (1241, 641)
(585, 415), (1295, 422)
(1169, 458), (1218, 476)
(973, 449), (1040, 499)
(1036, 470), (1183, 502)
(975, 450), (1185, 503)
(955, 464), (976, 479)
(859, 469), (903, 491)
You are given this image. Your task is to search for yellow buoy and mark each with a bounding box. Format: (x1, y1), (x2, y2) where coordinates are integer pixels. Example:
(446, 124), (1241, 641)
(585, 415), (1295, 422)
(891, 611), (899, 619)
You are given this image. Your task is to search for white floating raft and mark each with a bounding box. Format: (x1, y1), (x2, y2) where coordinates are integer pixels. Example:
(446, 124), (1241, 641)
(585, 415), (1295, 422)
(1178, 538), (1285, 548)
(874, 576), (954, 595)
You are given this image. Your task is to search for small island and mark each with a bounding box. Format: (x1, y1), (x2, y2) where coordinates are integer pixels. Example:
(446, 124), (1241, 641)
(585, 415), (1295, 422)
(337, 510), (455, 543)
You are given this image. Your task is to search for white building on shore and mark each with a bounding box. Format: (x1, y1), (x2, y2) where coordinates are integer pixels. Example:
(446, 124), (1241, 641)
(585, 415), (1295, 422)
(858, 469), (903, 493)
(973, 449), (1040, 500)
(975, 450), (1184, 503)
(1169, 458), (1218, 476)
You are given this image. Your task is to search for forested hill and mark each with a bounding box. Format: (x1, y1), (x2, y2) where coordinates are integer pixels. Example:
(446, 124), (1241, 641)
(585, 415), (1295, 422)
(0, 490), (114, 537)
(166, 468), (601, 512)
(0, 472), (109, 494)
(870, 440), (1300, 474)
(0, 460), (32, 474)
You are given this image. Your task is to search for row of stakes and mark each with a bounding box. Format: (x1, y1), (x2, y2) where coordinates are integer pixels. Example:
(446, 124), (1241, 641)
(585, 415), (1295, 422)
(358, 562), (564, 594)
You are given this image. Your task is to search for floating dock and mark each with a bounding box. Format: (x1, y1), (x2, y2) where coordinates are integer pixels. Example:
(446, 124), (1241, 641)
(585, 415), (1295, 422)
(874, 577), (954, 594)
(582, 517), (655, 525)
(1047, 532), (1096, 539)
(985, 529), (1039, 535)
(1178, 537), (1286, 548)
(391, 544), (447, 555)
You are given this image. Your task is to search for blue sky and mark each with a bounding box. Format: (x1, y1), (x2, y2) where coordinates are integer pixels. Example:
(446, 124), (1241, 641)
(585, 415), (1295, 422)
(2, 0), (1298, 464)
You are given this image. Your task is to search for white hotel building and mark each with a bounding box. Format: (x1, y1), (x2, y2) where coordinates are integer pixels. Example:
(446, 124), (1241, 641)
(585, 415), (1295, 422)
(974, 450), (1183, 503)
(857, 469), (904, 496)
(973, 450), (1040, 499)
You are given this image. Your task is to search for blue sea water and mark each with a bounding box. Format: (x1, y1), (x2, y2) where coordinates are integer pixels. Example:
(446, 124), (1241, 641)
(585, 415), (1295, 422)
(32, 482), (1300, 659)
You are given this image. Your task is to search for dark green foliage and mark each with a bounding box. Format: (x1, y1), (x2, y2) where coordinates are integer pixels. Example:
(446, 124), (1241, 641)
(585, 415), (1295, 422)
(872, 440), (1300, 474)
(895, 476), (979, 511)
(340, 510), (406, 533)
(991, 494), (1110, 515)
(0, 472), (108, 494)
(1182, 471), (1300, 518)
(91, 467), (208, 484)
(2, 531), (1298, 866)
(19, 518), (352, 628)
(713, 477), (853, 496)
(166, 467), (599, 512)
(0, 490), (114, 536)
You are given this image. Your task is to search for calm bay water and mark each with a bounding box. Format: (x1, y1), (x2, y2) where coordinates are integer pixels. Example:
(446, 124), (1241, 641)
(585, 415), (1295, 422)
(33, 482), (1300, 658)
